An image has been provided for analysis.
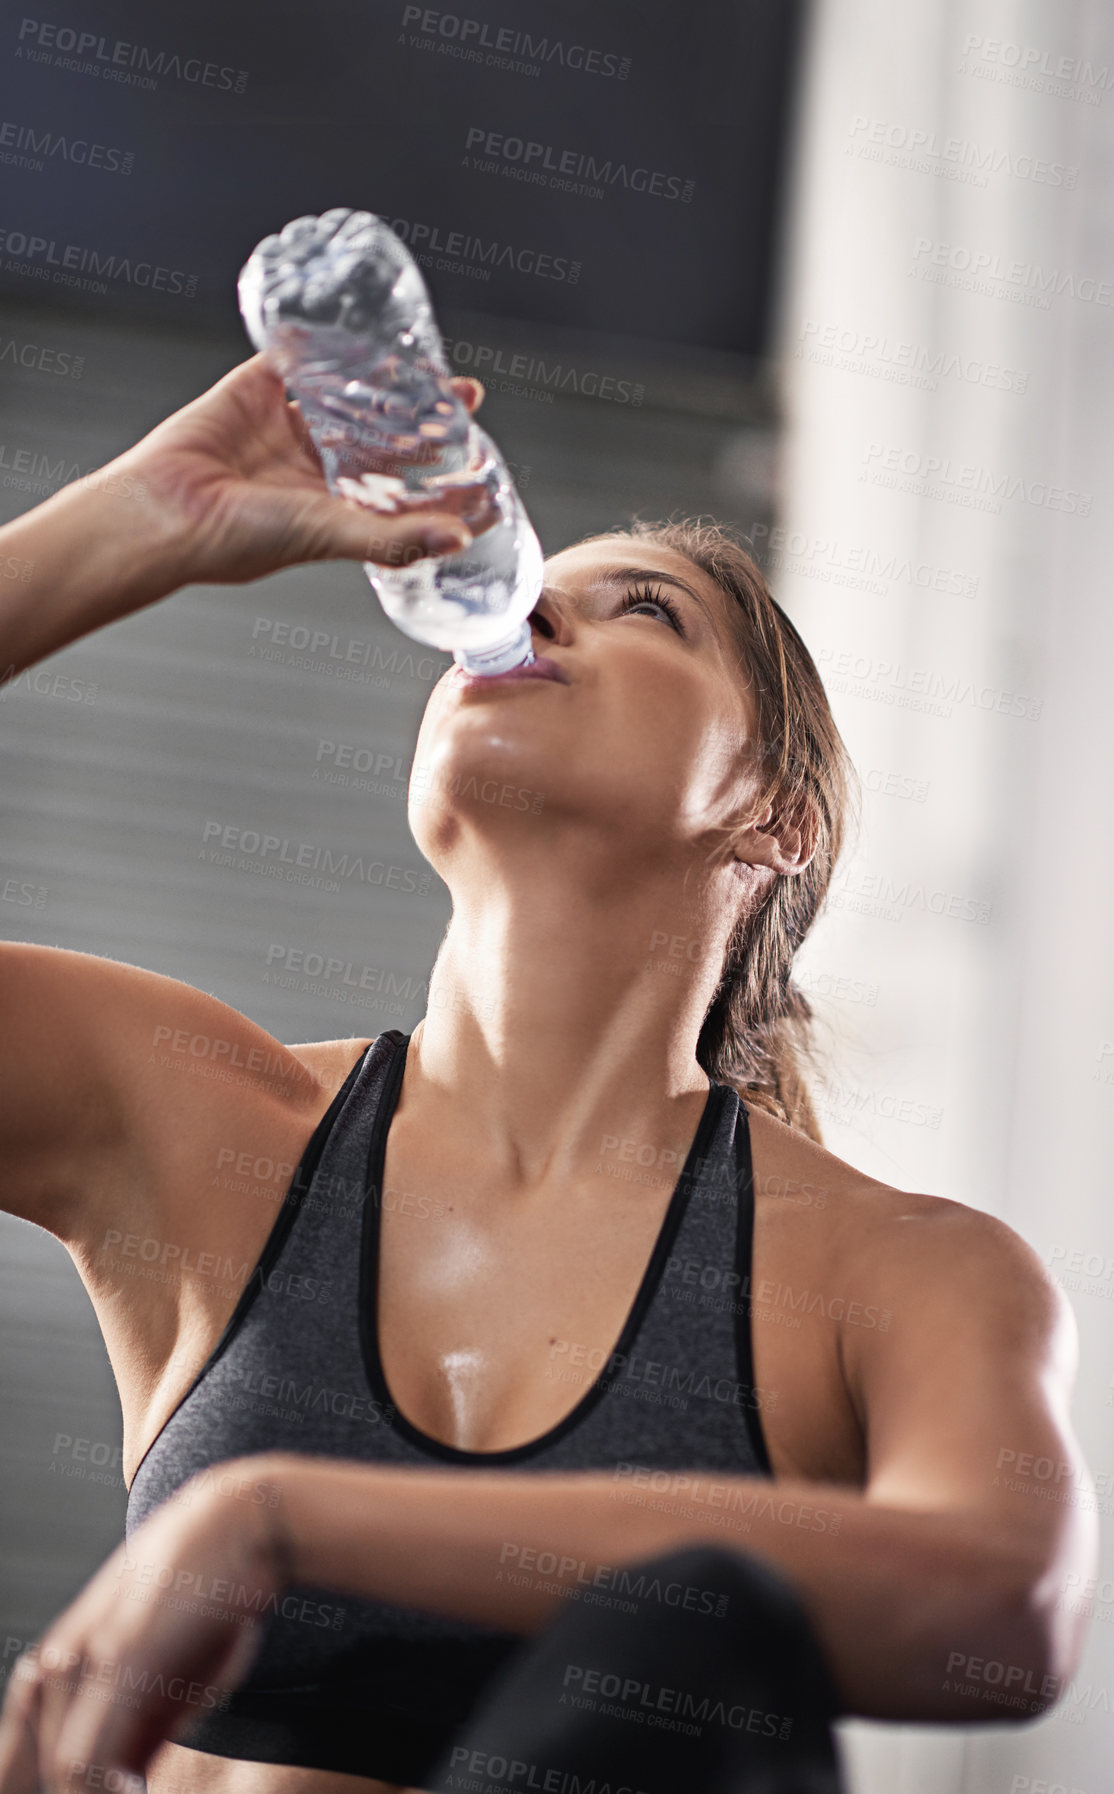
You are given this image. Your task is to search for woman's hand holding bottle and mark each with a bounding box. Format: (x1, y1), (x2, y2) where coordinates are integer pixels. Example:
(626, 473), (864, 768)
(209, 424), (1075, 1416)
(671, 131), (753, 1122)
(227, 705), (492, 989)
(109, 351), (496, 587)
(0, 353), (493, 679)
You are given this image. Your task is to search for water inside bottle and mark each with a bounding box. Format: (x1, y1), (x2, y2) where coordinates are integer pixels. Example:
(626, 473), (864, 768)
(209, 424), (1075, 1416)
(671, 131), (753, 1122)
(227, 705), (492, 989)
(237, 209), (543, 669)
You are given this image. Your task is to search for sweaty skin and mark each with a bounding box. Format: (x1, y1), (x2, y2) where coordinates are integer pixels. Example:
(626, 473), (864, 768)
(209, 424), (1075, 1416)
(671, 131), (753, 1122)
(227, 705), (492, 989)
(0, 358), (1096, 1794)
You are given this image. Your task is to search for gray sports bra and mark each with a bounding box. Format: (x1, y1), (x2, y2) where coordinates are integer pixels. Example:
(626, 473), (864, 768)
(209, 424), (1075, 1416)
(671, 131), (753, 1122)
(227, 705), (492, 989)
(125, 1029), (773, 1785)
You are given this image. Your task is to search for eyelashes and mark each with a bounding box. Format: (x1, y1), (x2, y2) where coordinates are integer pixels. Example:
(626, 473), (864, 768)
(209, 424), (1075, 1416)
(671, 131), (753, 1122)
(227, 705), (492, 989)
(615, 581), (687, 637)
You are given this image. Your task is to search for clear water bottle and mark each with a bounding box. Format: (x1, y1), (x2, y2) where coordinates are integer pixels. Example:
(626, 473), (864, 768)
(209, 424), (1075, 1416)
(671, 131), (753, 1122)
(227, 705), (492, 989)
(237, 206), (541, 675)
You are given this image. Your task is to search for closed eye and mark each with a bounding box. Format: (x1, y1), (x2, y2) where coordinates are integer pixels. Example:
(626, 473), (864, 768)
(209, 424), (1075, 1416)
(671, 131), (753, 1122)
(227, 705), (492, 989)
(615, 582), (687, 637)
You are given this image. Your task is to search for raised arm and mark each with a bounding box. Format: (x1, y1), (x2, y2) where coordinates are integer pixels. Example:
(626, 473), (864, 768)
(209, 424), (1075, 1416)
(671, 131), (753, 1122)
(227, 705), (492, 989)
(0, 351), (488, 680)
(0, 941), (329, 1246)
(0, 355), (489, 1242)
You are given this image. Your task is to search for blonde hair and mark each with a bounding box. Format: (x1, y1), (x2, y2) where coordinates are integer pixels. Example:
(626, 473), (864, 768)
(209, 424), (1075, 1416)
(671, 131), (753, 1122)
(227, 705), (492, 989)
(576, 515), (860, 1142)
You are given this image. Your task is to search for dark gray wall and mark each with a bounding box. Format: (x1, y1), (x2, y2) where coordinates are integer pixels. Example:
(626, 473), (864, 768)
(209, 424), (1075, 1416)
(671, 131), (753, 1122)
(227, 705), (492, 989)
(1, 0), (803, 351)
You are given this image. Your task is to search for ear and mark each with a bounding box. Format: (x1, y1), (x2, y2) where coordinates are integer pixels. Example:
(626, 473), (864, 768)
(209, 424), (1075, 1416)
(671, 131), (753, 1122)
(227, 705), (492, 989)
(732, 800), (816, 879)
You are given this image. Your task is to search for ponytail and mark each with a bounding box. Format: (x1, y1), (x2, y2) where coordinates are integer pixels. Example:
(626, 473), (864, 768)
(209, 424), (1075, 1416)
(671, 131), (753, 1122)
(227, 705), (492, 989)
(575, 515), (860, 1142)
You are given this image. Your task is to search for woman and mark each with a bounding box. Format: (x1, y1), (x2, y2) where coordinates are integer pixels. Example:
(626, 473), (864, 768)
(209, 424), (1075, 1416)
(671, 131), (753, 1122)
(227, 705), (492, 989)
(0, 352), (1097, 1794)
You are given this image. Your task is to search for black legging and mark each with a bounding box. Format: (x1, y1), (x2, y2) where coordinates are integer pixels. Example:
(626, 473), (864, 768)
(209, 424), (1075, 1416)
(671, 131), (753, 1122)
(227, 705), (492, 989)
(427, 1544), (847, 1794)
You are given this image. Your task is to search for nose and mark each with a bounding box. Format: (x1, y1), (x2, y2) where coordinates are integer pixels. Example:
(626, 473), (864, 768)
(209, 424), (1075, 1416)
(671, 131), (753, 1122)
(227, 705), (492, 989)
(528, 587), (573, 647)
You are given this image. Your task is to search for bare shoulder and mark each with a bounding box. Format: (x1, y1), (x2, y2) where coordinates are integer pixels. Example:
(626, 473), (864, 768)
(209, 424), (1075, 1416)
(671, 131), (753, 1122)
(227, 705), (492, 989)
(745, 1101), (1073, 1353)
(2, 939), (375, 1244)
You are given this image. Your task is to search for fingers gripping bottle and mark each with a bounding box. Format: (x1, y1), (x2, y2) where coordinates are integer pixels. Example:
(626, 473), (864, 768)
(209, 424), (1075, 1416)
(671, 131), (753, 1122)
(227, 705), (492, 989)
(237, 207), (541, 675)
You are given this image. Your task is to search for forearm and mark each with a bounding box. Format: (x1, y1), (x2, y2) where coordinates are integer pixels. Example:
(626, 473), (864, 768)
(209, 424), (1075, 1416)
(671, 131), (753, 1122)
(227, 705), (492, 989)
(0, 459), (187, 680)
(252, 1455), (1055, 1725)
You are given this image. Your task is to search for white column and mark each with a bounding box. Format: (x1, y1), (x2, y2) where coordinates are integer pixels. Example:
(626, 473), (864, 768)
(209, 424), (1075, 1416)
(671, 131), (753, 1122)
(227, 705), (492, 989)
(762, 2), (1114, 1788)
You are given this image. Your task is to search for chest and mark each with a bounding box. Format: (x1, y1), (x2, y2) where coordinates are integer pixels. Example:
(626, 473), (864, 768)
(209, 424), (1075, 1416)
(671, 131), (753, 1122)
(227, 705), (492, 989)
(109, 1072), (868, 1493)
(374, 1115), (866, 1482)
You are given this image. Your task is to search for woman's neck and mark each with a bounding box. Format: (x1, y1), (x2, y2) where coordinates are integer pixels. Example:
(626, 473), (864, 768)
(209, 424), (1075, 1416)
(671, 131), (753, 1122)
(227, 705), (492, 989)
(406, 866), (729, 1189)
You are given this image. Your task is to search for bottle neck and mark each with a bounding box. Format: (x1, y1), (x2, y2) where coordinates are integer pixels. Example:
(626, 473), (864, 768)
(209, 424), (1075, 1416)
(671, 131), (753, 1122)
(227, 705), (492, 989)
(454, 619), (536, 675)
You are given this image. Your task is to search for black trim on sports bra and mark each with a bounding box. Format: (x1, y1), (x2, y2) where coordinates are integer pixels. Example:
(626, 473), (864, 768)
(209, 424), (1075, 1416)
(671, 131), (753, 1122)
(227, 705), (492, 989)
(732, 1098), (774, 1477)
(125, 1042), (371, 1495)
(358, 1030), (729, 1465)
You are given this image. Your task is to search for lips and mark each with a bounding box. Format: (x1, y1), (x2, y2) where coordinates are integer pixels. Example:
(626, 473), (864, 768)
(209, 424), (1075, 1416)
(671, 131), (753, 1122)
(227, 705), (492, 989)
(454, 654), (569, 686)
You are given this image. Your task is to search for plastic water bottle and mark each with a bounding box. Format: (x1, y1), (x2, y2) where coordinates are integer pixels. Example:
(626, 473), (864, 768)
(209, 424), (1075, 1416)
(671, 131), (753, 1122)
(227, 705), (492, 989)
(237, 206), (542, 675)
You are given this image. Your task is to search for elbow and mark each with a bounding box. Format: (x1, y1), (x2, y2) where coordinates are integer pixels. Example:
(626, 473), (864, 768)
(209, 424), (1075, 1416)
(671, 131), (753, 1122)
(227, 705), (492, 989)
(936, 1603), (1057, 1724)
(974, 1541), (1096, 1724)
(925, 1535), (1091, 1726)
(1025, 1497), (1101, 1720)
(1022, 1568), (1097, 1722)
